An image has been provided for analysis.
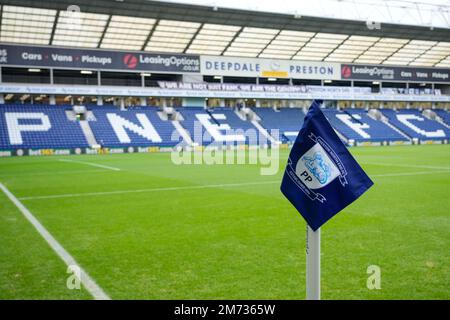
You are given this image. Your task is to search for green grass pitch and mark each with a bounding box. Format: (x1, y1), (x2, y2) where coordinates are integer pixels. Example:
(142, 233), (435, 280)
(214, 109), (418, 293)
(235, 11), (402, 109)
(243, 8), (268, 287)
(0, 145), (449, 300)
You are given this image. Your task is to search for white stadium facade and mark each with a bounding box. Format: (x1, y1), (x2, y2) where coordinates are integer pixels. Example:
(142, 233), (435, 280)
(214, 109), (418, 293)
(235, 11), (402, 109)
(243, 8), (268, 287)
(0, 0), (450, 155)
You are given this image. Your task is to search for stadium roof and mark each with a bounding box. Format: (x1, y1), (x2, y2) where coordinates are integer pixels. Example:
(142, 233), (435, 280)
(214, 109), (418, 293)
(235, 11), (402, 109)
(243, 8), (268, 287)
(0, 0), (449, 67)
(163, 0), (450, 30)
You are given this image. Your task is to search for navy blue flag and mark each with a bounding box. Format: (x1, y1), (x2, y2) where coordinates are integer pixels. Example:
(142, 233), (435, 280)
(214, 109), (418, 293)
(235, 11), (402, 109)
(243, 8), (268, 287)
(280, 100), (373, 231)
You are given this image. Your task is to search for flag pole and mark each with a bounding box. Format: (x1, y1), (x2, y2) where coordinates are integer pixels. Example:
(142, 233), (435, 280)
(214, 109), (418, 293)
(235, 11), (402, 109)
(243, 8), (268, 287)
(306, 225), (320, 300)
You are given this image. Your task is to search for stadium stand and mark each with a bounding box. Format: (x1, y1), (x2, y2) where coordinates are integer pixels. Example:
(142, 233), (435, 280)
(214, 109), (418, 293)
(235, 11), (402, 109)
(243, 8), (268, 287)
(88, 106), (176, 147)
(177, 107), (261, 145)
(2, 104), (450, 151)
(175, 107), (212, 145)
(343, 109), (409, 142)
(252, 108), (305, 143)
(380, 109), (450, 140)
(0, 104), (89, 150)
(434, 109), (450, 126)
(321, 108), (408, 143)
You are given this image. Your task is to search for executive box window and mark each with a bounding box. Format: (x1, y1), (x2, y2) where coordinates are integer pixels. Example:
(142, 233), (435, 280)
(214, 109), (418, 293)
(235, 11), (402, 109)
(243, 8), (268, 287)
(101, 71), (141, 87)
(258, 77), (290, 85)
(223, 76), (257, 84)
(53, 69), (99, 85)
(203, 75), (222, 83)
(381, 82), (407, 89)
(1, 67), (50, 84)
(323, 80), (351, 87)
(408, 82), (432, 89)
(291, 79), (321, 86)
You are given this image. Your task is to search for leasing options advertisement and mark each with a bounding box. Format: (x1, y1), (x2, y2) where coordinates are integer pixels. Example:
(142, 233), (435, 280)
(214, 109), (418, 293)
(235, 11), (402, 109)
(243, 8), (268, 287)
(200, 56), (341, 80)
(341, 64), (450, 83)
(0, 44), (200, 73)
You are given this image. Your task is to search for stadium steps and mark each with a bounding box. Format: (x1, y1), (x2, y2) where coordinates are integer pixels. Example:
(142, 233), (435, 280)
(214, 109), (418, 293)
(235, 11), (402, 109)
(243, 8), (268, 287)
(332, 128), (350, 144)
(433, 109), (450, 127)
(240, 107), (261, 122)
(421, 108), (450, 129)
(321, 111), (350, 143)
(343, 109), (363, 124)
(368, 108), (411, 141)
(65, 110), (77, 121)
(205, 109), (221, 126)
(367, 109), (384, 121)
(436, 117), (450, 130)
(250, 120), (280, 145)
(381, 108), (450, 141)
(172, 120), (194, 146)
(425, 109), (450, 129)
(235, 107), (280, 144)
(79, 120), (99, 147)
(158, 107), (194, 146)
(234, 108), (248, 121)
(422, 109), (437, 120)
(381, 117), (412, 140)
(252, 107), (307, 143)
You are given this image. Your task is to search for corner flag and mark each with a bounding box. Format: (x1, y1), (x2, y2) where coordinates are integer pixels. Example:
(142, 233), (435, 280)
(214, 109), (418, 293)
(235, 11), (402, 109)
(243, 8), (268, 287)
(280, 100), (374, 231)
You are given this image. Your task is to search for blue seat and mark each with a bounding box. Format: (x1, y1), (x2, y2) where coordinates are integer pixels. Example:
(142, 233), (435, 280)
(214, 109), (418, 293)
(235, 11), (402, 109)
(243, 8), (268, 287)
(0, 104), (89, 150)
(381, 109), (450, 140)
(89, 107), (177, 147)
(252, 108), (305, 143)
(434, 109), (450, 126)
(321, 108), (408, 142)
(177, 107), (262, 145)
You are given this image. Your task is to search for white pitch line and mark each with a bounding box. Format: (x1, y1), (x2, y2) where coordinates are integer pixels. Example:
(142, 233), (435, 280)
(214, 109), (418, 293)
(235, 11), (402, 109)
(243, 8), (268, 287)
(17, 169), (450, 201)
(371, 170), (450, 178)
(58, 159), (121, 171)
(19, 180), (280, 201)
(0, 182), (110, 300)
(362, 162), (450, 170)
(0, 169), (109, 178)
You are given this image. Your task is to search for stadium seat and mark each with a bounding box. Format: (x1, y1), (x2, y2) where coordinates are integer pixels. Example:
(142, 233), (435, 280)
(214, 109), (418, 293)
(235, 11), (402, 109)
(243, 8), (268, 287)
(380, 109), (450, 140)
(433, 109), (450, 126)
(252, 108), (306, 143)
(88, 107), (177, 147)
(176, 107), (262, 145)
(321, 108), (408, 142)
(2, 104), (447, 150)
(0, 104), (89, 150)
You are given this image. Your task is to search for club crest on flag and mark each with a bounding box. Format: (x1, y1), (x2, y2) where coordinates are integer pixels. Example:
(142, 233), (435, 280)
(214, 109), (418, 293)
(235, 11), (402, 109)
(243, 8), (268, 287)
(297, 142), (339, 189)
(280, 100), (373, 231)
(301, 149), (334, 186)
(286, 132), (348, 203)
